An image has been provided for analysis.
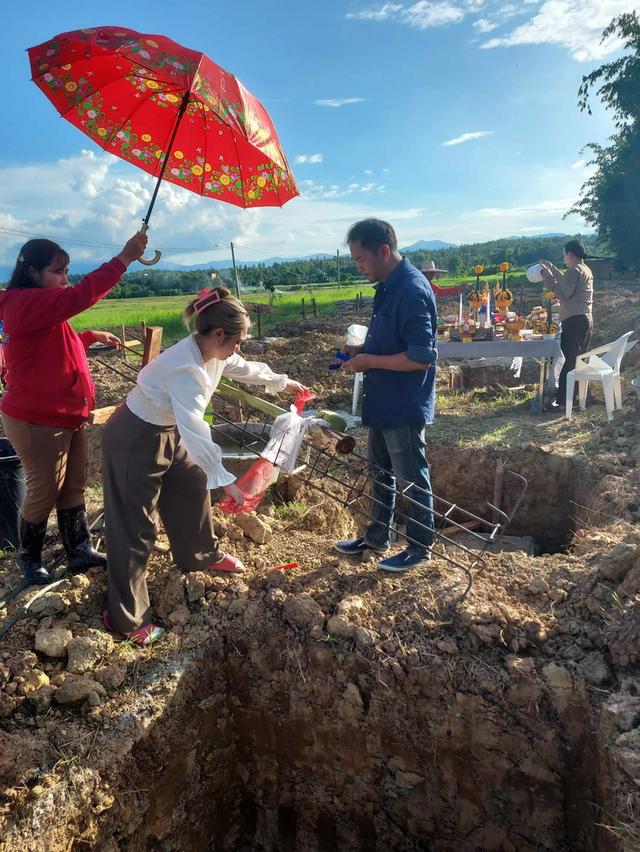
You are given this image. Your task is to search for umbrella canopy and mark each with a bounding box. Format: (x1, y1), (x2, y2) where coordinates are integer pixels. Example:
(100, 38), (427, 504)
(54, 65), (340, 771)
(28, 26), (299, 213)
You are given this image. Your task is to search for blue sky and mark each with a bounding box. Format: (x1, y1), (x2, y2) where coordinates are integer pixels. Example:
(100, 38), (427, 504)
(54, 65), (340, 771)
(0, 0), (635, 270)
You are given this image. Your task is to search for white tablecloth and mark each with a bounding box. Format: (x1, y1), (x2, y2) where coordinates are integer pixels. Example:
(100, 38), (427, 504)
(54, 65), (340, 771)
(438, 339), (562, 360)
(438, 338), (564, 398)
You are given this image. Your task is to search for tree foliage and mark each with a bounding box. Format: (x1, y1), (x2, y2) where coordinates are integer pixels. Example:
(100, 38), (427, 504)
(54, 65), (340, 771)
(570, 13), (640, 271)
(62, 233), (593, 297)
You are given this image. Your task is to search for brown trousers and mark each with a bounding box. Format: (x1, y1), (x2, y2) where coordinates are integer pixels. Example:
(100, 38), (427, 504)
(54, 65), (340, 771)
(1, 413), (86, 523)
(102, 405), (220, 633)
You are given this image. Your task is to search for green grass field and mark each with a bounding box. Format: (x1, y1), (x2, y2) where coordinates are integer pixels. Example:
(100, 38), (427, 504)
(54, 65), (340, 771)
(69, 284), (373, 341)
(69, 272), (531, 342)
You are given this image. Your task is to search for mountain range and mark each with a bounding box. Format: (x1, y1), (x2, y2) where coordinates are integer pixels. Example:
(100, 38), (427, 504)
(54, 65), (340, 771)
(400, 240), (458, 252)
(0, 234), (582, 279)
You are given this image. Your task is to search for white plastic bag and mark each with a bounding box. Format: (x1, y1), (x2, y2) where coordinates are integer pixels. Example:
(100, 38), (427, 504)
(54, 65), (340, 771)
(526, 264), (544, 283)
(346, 323), (368, 346)
(346, 325), (369, 416)
(261, 405), (310, 474)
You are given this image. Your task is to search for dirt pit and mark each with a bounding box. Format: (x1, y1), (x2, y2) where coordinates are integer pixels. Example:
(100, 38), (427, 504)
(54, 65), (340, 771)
(428, 444), (596, 554)
(61, 612), (616, 852)
(1, 566), (625, 852)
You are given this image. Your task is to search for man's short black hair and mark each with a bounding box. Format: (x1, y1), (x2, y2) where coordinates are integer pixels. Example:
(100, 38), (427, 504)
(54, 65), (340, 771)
(346, 219), (398, 252)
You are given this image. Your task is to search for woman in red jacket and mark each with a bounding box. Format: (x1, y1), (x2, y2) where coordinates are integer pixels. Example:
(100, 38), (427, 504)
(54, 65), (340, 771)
(0, 232), (147, 584)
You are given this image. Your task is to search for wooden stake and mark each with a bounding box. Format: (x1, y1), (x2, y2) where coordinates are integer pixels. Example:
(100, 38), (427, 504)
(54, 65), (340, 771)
(142, 325), (163, 366)
(88, 405), (119, 426)
(492, 458), (504, 524)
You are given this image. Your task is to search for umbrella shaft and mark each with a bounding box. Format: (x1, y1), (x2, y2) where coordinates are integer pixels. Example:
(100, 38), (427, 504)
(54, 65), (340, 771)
(143, 92), (191, 227)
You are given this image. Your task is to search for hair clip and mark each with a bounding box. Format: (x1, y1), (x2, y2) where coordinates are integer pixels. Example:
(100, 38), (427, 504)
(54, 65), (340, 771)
(194, 287), (222, 314)
(18, 254), (25, 262)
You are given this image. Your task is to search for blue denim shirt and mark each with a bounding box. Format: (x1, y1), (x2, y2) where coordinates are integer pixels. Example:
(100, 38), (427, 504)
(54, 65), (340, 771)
(362, 258), (437, 429)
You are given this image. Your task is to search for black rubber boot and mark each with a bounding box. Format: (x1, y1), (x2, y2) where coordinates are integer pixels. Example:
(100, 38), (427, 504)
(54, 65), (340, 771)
(17, 519), (51, 585)
(57, 505), (106, 573)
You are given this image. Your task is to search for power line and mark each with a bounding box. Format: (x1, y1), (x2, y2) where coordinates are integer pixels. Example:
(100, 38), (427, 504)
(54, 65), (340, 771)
(0, 226), (339, 264)
(0, 226), (224, 253)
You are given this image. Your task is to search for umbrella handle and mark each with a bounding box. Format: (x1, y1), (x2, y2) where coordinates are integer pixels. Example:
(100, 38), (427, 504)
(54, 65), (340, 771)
(139, 250), (162, 266)
(138, 222), (162, 266)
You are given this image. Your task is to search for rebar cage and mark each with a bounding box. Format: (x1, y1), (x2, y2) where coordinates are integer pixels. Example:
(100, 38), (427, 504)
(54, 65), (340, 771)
(209, 393), (528, 601)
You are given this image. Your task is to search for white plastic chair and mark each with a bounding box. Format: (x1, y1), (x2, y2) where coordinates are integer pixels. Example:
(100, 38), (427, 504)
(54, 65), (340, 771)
(565, 331), (633, 422)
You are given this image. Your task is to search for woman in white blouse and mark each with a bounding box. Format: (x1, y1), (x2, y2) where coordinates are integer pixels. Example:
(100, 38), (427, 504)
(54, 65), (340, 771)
(102, 286), (305, 645)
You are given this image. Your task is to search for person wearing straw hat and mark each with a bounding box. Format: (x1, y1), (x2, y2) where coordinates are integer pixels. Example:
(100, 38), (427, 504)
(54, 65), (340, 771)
(421, 260), (447, 284)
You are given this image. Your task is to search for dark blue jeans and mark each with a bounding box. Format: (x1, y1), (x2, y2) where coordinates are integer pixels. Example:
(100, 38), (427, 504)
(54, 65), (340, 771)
(364, 425), (434, 554)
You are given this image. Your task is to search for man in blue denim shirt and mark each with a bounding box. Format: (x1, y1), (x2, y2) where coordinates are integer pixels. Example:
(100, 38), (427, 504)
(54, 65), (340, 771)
(336, 219), (438, 573)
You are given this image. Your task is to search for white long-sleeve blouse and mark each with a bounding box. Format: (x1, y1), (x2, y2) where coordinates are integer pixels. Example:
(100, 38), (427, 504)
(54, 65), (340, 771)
(125, 334), (288, 488)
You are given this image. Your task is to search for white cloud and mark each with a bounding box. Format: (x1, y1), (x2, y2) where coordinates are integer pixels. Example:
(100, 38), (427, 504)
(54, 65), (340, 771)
(376, 207), (426, 220)
(403, 1), (465, 27)
(475, 198), (575, 217)
(0, 152), (257, 269)
(470, 3), (526, 37)
(348, 1), (465, 28)
(346, 3), (403, 21)
(0, 151), (589, 269)
(364, 169), (373, 175)
(314, 97), (366, 108)
(481, 0), (639, 62)
(473, 17), (499, 31)
(294, 153), (324, 164)
(299, 177), (385, 199)
(442, 130), (494, 146)
(571, 158), (586, 169)
(349, 0), (637, 62)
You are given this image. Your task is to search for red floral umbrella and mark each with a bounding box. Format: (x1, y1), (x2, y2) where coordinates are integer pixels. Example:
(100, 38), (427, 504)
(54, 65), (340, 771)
(28, 26), (299, 263)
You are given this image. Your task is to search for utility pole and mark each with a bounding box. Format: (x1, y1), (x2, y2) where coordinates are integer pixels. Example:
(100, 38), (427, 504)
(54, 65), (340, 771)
(336, 248), (341, 287)
(230, 241), (241, 300)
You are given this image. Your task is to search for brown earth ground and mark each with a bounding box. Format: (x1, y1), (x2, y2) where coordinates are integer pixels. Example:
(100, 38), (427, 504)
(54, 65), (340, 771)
(0, 280), (639, 851)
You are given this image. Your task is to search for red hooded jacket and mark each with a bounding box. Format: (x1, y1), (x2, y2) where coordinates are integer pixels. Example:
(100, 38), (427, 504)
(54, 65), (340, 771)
(0, 258), (126, 428)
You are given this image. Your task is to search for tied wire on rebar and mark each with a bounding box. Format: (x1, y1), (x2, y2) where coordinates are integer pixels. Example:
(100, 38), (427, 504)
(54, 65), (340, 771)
(210, 397), (528, 602)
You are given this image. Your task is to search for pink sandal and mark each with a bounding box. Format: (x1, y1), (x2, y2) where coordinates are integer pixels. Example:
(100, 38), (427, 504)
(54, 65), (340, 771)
(206, 553), (245, 574)
(103, 613), (165, 646)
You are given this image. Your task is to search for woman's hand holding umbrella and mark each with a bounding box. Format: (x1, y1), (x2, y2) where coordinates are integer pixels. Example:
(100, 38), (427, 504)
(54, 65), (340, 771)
(116, 231), (149, 267)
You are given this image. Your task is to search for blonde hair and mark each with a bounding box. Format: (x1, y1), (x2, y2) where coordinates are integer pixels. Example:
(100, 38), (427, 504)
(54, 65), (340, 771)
(183, 286), (250, 337)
